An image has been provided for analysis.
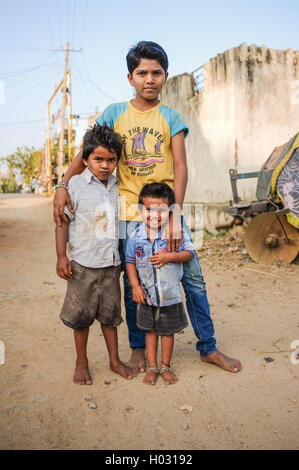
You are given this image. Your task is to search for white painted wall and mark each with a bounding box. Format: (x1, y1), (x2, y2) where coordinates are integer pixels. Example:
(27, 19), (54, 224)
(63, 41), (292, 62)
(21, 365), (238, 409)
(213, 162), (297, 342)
(161, 43), (299, 205)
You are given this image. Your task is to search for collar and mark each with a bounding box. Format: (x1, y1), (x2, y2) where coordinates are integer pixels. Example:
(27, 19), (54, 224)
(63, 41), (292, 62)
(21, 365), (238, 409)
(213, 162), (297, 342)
(81, 167), (117, 188)
(139, 222), (163, 241)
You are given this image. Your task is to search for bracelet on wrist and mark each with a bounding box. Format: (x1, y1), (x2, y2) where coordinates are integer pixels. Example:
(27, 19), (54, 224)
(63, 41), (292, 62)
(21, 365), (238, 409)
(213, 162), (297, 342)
(54, 183), (68, 191)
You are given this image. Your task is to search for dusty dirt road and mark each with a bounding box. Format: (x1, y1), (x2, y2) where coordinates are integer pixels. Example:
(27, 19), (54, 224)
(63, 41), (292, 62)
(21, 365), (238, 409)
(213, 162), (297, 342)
(0, 194), (298, 450)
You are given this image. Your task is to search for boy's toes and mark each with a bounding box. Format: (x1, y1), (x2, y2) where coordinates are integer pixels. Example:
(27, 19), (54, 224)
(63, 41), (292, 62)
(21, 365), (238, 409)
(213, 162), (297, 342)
(73, 363), (92, 385)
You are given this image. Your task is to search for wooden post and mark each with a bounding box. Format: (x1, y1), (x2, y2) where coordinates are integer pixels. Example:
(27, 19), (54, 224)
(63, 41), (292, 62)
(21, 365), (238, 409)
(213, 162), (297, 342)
(66, 70), (73, 163)
(46, 99), (52, 192)
(57, 42), (70, 183)
(46, 79), (64, 193)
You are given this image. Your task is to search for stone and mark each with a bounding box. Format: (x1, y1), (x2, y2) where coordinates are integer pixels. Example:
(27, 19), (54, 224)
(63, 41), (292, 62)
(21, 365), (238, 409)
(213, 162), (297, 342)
(180, 405), (193, 413)
(88, 403), (97, 409)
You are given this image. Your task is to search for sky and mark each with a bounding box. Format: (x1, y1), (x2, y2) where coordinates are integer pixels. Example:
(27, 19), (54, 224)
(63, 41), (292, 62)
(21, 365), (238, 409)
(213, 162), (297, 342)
(0, 0), (298, 158)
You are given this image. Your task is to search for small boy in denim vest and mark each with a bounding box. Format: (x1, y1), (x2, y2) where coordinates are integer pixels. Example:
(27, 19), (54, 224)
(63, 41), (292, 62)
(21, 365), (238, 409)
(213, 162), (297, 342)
(125, 183), (194, 385)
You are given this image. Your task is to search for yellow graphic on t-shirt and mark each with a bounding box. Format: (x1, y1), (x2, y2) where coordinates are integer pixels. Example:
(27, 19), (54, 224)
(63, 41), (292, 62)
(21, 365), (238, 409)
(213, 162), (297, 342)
(96, 101), (188, 220)
(122, 127), (165, 175)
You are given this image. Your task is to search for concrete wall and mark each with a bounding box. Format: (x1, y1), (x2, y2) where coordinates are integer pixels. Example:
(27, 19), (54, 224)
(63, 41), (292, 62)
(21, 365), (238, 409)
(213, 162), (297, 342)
(161, 43), (299, 215)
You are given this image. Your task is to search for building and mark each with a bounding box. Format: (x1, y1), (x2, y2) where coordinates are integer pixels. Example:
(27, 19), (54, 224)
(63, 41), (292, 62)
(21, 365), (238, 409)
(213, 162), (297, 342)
(161, 43), (299, 230)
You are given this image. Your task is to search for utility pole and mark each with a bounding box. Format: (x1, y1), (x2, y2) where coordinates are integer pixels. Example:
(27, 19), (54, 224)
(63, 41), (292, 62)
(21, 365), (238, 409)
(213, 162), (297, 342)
(46, 78), (64, 192)
(66, 70), (73, 163)
(46, 44), (82, 190)
(57, 42), (70, 183)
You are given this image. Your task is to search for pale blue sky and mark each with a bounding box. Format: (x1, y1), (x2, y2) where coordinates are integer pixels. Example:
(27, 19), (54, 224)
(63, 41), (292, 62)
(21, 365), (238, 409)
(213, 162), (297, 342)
(0, 0), (298, 157)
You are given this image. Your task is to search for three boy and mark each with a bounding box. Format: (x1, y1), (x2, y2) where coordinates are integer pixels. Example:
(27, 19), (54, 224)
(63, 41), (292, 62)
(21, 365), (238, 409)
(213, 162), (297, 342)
(54, 40), (242, 380)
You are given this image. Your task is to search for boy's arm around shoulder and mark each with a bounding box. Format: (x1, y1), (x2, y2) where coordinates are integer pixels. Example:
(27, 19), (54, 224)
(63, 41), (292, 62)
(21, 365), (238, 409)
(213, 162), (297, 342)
(55, 215), (72, 280)
(171, 130), (188, 210)
(164, 130), (188, 252)
(151, 229), (194, 268)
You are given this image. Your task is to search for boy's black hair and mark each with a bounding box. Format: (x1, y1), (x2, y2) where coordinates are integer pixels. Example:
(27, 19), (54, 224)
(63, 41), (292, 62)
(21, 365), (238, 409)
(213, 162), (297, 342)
(82, 123), (122, 161)
(126, 41), (168, 74)
(138, 182), (175, 207)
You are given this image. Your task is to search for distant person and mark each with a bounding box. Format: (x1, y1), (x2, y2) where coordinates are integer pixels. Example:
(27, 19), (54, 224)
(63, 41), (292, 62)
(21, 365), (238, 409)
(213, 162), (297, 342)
(126, 183), (194, 385)
(15, 173), (24, 192)
(30, 176), (40, 193)
(53, 41), (242, 374)
(55, 124), (136, 384)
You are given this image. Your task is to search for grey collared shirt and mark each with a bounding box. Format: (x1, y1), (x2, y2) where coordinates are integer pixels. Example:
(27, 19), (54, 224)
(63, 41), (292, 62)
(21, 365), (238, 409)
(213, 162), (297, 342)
(125, 222), (195, 307)
(64, 168), (121, 268)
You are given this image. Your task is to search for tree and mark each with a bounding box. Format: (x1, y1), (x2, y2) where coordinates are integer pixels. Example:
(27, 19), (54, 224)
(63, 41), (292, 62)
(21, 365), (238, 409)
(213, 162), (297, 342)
(1, 146), (43, 185)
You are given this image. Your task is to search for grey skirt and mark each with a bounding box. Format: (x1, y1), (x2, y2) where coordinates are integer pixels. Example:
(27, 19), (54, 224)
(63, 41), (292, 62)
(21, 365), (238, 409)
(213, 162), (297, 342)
(137, 302), (188, 336)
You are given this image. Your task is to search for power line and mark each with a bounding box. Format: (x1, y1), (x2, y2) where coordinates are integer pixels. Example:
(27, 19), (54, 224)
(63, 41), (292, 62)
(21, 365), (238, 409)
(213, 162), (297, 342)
(0, 118), (47, 126)
(5, 62), (60, 89)
(80, 0), (89, 48)
(56, 0), (63, 48)
(72, 0), (77, 47)
(65, 0), (69, 47)
(0, 54), (54, 79)
(69, 55), (95, 111)
(81, 52), (117, 102)
(5, 66), (59, 105)
(0, 46), (55, 52)
(0, 111), (97, 127)
(46, 0), (54, 48)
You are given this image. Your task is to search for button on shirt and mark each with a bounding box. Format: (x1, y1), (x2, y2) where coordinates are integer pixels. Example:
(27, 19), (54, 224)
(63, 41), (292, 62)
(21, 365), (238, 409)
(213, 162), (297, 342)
(125, 222), (195, 307)
(64, 168), (121, 268)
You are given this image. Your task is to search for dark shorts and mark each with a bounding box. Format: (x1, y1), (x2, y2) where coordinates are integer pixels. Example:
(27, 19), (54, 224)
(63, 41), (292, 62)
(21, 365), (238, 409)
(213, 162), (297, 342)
(137, 302), (188, 336)
(60, 261), (122, 330)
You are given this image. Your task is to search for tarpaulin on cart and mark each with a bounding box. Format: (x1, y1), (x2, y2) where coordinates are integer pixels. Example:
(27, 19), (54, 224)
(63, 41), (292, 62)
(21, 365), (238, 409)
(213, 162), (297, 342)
(271, 132), (299, 228)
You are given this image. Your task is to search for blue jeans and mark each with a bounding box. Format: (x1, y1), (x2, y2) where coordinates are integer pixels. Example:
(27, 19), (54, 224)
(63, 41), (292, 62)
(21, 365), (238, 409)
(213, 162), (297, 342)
(119, 218), (217, 357)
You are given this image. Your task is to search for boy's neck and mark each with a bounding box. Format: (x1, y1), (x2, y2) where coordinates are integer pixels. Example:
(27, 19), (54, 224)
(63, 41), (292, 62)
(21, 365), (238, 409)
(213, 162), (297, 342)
(146, 225), (159, 242)
(130, 96), (160, 112)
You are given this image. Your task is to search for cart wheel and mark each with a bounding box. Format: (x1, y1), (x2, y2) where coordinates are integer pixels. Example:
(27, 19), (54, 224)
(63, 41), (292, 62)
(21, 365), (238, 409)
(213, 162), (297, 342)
(244, 213), (299, 264)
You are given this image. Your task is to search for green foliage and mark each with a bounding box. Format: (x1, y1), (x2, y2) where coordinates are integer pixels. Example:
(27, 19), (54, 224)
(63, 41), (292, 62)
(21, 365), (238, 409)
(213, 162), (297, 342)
(1, 146), (43, 185)
(0, 172), (17, 193)
(0, 128), (76, 193)
(202, 230), (213, 241)
(216, 228), (228, 237)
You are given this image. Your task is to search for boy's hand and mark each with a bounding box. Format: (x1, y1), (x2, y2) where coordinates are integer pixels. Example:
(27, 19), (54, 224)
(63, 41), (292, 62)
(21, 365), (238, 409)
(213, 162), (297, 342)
(150, 251), (170, 269)
(56, 255), (72, 280)
(53, 188), (73, 227)
(132, 285), (146, 304)
(164, 210), (183, 252)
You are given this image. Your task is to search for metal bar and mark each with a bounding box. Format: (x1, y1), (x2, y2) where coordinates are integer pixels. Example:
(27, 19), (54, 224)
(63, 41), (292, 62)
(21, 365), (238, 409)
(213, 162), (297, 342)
(230, 171), (260, 180)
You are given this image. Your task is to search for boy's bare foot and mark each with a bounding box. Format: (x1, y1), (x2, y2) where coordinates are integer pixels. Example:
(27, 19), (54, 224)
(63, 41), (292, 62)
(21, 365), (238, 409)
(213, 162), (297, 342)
(143, 366), (159, 385)
(126, 349), (146, 373)
(160, 363), (178, 385)
(110, 360), (137, 380)
(73, 360), (92, 385)
(201, 350), (242, 373)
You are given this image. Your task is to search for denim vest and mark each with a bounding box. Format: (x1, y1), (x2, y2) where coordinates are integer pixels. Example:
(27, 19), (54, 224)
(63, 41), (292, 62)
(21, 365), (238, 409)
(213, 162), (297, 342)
(125, 223), (194, 307)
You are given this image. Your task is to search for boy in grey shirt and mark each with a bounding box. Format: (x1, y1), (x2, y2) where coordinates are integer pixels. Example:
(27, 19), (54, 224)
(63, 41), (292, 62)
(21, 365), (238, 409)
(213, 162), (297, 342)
(55, 124), (136, 384)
